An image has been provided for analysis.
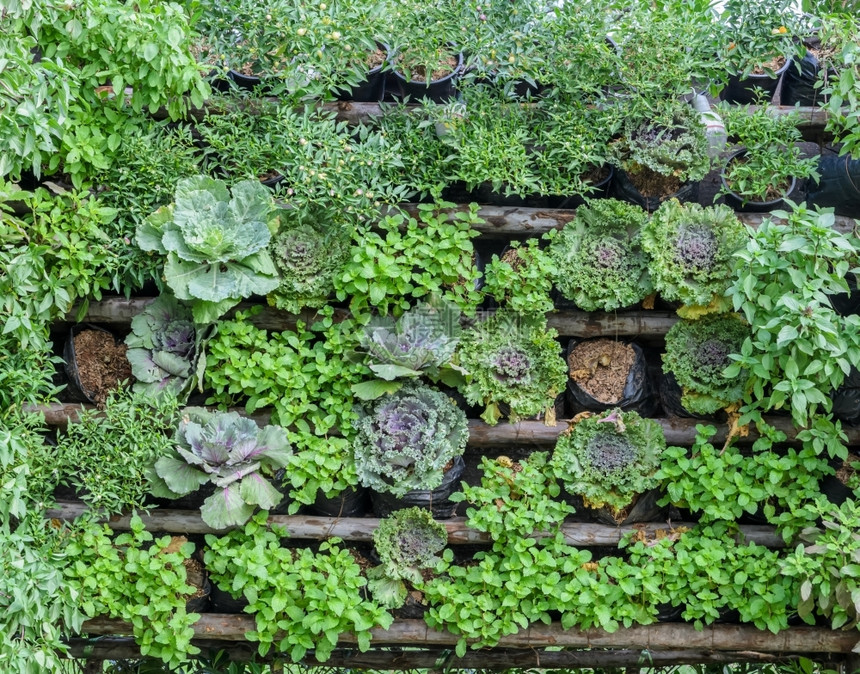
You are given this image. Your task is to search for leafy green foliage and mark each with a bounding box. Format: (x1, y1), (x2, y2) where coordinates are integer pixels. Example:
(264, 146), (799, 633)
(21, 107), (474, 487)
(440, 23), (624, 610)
(63, 515), (202, 669)
(136, 176), (279, 323)
(124, 294), (206, 399)
(819, 15), (860, 158)
(368, 507), (448, 609)
(552, 408), (665, 512)
(546, 199), (652, 312)
(204, 513), (392, 661)
(0, 411), (49, 526)
(453, 452), (574, 541)
(151, 408), (291, 530)
(334, 202), (483, 319)
(643, 199), (747, 316)
(483, 239), (557, 315)
(663, 314), (749, 415)
(456, 310), (567, 425)
(352, 382), (468, 497)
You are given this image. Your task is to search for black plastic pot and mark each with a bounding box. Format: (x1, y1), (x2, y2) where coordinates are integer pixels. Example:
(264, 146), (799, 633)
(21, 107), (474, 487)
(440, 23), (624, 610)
(63, 324), (120, 405)
(720, 59), (790, 104)
(544, 165), (615, 209)
(228, 69), (263, 91)
(830, 274), (860, 316)
(832, 367), (860, 426)
(720, 149), (798, 213)
(611, 169), (699, 213)
(370, 455), (465, 519)
(185, 578), (211, 614)
(658, 371), (720, 421)
(389, 51), (464, 103)
(590, 488), (666, 526)
(307, 485), (371, 517)
(807, 153), (860, 219)
(259, 173), (284, 189)
(566, 338), (657, 416)
(337, 45), (388, 102)
(782, 49), (837, 106)
(209, 583), (249, 614)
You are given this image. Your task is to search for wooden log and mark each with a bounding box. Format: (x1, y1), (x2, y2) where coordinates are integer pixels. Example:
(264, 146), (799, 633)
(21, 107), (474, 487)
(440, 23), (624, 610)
(64, 637), (815, 668)
(78, 617), (860, 653)
(46, 503), (784, 547)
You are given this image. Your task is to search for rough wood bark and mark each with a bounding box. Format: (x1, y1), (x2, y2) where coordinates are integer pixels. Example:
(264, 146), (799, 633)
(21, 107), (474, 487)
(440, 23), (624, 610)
(77, 617), (860, 653)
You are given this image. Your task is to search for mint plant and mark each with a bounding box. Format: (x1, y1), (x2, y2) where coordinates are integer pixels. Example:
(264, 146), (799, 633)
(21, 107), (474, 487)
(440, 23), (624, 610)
(136, 176), (280, 324)
(546, 199), (652, 312)
(483, 239), (557, 315)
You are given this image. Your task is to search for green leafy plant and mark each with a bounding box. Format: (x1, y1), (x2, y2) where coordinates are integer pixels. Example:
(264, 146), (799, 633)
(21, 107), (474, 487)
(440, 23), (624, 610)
(720, 103), (820, 204)
(30, 389), (180, 517)
(124, 294), (207, 399)
(551, 408), (665, 514)
(352, 382), (468, 498)
(453, 452), (574, 542)
(204, 512), (392, 661)
(456, 310), (567, 425)
(334, 202), (483, 319)
(63, 515), (202, 669)
(266, 205), (352, 314)
(662, 314), (749, 415)
(819, 15), (860, 158)
(726, 203), (860, 430)
(351, 299), (463, 400)
(482, 239), (557, 315)
(150, 408), (291, 529)
(136, 176), (279, 324)
(546, 198), (652, 312)
(642, 199), (747, 317)
(368, 507), (448, 609)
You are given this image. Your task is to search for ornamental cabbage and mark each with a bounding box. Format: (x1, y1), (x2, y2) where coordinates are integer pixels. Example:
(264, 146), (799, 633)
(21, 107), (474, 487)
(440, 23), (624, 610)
(136, 175), (279, 324)
(663, 314), (749, 415)
(456, 311), (567, 425)
(642, 199), (747, 318)
(124, 294), (206, 399)
(151, 408), (292, 529)
(547, 199), (652, 312)
(267, 207), (352, 314)
(368, 507), (448, 608)
(352, 382), (468, 497)
(551, 408), (665, 513)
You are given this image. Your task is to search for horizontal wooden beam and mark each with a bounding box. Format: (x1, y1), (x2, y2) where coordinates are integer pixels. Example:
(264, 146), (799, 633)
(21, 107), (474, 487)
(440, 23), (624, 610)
(78, 617), (860, 654)
(46, 504), (785, 547)
(64, 637), (817, 668)
(33, 403), (859, 448)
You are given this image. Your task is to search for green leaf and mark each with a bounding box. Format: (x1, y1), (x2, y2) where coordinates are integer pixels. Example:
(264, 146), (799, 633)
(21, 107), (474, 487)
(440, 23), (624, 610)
(350, 380), (402, 401)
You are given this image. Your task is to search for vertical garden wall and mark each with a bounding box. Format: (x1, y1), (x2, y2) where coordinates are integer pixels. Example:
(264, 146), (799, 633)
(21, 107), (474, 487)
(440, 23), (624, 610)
(3, 0), (860, 672)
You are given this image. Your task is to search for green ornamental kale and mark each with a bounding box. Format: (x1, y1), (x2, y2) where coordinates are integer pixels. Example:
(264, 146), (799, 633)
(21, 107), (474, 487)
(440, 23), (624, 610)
(552, 408), (665, 512)
(151, 408), (292, 529)
(124, 294), (207, 399)
(368, 507), (448, 608)
(456, 311), (567, 425)
(352, 382), (468, 497)
(266, 207), (352, 314)
(642, 199), (747, 318)
(663, 314), (749, 415)
(547, 199), (652, 312)
(136, 175), (279, 323)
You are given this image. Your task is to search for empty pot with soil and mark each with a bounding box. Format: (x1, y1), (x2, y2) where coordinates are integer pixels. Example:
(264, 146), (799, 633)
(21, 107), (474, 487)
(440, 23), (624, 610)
(64, 324), (133, 406)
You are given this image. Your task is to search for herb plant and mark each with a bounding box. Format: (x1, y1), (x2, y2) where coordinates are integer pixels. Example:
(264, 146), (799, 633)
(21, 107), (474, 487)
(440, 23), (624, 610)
(151, 407), (292, 529)
(482, 239), (557, 315)
(546, 198), (652, 312)
(662, 314), (749, 415)
(352, 382), (468, 498)
(368, 507), (448, 609)
(136, 176), (280, 324)
(642, 199), (747, 317)
(551, 408), (665, 514)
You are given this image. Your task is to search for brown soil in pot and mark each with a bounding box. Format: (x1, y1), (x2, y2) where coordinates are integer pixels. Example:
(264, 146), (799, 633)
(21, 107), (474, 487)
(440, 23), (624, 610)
(751, 54), (787, 76)
(398, 54), (460, 82)
(367, 47), (386, 69)
(183, 558), (208, 599)
(568, 339), (635, 404)
(74, 329), (132, 406)
(500, 247), (526, 270)
(836, 454), (859, 485)
(629, 167), (681, 198)
(584, 164), (611, 185)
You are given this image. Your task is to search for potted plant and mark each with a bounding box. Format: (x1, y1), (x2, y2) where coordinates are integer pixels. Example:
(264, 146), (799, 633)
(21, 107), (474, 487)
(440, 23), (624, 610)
(367, 507), (448, 611)
(124, 294), (208, 400)
(546, 198), (652, 312)
(609, 100), (711, 212)
(455, 310), (568, 426)
(641, 199), (747, 318)
(352, 381), (469, 517)
(135, 175), (280, 324)
(551, 408), (666, 524)
(482, 239), (557, 315)
(719, 103), (820, 212)
(149, 408), (292, 529)
(661, 314), (749, 418)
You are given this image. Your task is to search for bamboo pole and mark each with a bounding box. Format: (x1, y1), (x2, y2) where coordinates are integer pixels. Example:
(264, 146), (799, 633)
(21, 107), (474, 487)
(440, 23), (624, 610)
(77, 617), (860, 653)
(46, 503), (784, 547)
